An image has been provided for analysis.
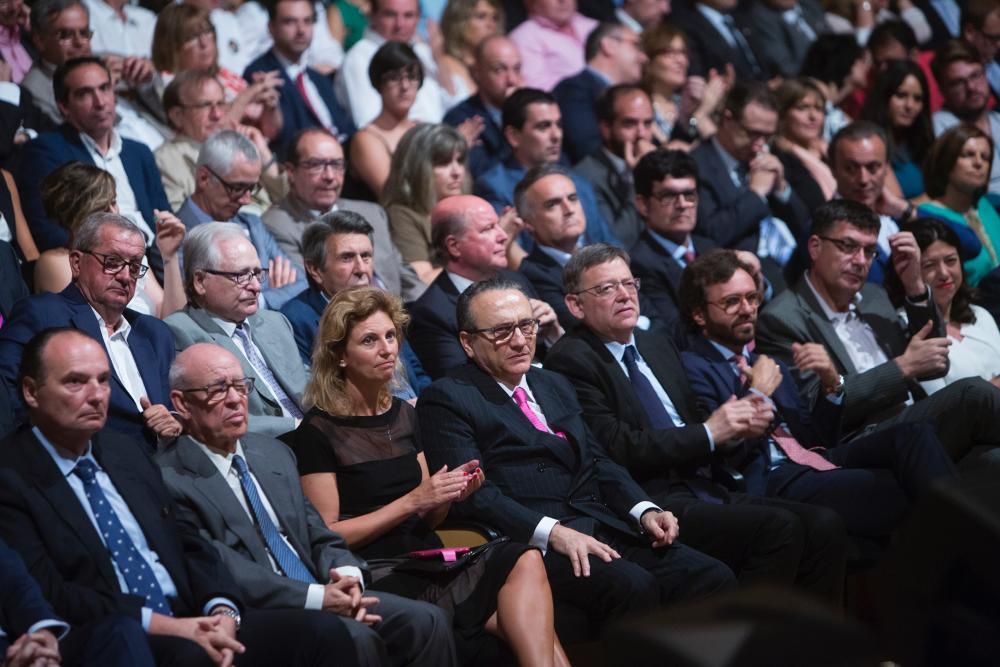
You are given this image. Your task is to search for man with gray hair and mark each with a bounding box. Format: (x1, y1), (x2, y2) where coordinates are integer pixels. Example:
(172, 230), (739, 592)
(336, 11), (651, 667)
(165, 222), (309, 437)
(0, 212), (180, 447)
(179, 129), (306, 310)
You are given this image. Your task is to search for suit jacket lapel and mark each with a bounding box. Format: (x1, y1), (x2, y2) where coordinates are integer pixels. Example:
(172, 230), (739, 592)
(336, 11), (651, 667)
(63, 285), (136, 401)
(635, 331), (702, 424)
(526, 374), (579, 472)
(247, 313), (295, 399)
(792, 280), (857, 374)
(123, 312), (161, 404)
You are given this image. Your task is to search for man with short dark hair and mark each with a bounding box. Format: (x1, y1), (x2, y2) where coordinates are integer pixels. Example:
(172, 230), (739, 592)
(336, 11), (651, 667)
(0, 328), (360, 667)
(474, 88), (618, 249)
(442, 36), (522, 178)
(262, 128), (421, 300)
(575, 84), (654, 247)
(0, 213), (179, 448)
(245, 0), (355, 151)
(407, 195), (559, 378)
(553, 22), (646, 163)
(931, 39), (1000, 199)
(690, 81), (809, 290)
(756, 199), (1000, 463)
(419, 279), (736, 631)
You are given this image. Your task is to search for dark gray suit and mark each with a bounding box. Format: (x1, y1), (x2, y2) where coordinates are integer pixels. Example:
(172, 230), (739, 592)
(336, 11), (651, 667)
(575, 151), (644, 248)
(756, 277), (1000, 461)
(745, 0), (826, 78)
(155, 433), (457, 667)
(261, 195), (425, 303)
(164, 306), (307, 437)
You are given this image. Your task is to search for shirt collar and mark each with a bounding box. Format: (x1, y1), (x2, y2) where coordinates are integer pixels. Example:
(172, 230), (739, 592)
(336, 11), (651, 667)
(79, 129), (122, 158)
(586, 66), (613, 87)
(646, 228), (693, 261)
(711, 136), (741, 176)
(274, 49), (306, 75)
(781, 6), (803, 23)
(530, 14), (580, 36)
(537, 241), (579, 267)
(696, 3), (730, 28)
(614, 7), (643, 32)
(446, 271), (477, 294)
(213, 315), (241, 336)
(194, 437), (245, 478)
(804, 271), (863, 320)
(709, 338), (749, 363)
(601, 147), (628, 177)
(183, 197), (219, 225)
(364, 27), (390, 48)
(90, 305), (129, 338)
(33, 426), (98, 479)
(495, 374), (533, 399)
(604, 333), (638, 362)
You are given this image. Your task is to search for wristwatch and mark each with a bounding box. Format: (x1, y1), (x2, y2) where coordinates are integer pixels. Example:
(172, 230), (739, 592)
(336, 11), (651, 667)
(824, 374), (845, 396)
(211, 606), (242, 631)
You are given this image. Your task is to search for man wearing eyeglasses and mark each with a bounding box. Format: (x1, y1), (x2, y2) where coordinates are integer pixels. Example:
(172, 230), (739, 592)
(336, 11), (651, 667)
(165, 222), (309, 438)
(545, 244), (849, 604)
(931, 39), (1000, 200)
(419, 278), (737, 632)
(756, 199), (1000, 464)
(0, 213), (180, 447)
(262, 128), (422, 302)
(179, 129), (306, 310)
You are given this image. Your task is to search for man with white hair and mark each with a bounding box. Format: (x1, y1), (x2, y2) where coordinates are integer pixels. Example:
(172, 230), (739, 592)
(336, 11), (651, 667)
(165, 223), (309, 438)
(178, 129), (306, 310)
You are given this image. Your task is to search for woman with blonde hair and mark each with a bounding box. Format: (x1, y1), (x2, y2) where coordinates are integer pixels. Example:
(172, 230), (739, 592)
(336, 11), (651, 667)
(437, 0), (503, 101)
(285, 286), (570, 667)
(382, 124), (470, 284)
(34, 162), (187, 318)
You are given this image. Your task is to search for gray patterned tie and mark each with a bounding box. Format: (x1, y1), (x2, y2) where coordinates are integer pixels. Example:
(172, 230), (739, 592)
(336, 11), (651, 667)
(234, 325), (303, 419)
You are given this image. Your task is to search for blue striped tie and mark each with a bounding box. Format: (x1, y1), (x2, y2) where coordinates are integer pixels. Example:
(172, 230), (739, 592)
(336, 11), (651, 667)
(231, 455), (315, 583)
(73, 460), (173, 615)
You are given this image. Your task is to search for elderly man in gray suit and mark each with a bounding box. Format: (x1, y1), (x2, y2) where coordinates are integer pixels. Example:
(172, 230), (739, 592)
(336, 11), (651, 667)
(165, 222), (308, 437)
(262, 128), (424, 302)
(157, 343), (457, 667)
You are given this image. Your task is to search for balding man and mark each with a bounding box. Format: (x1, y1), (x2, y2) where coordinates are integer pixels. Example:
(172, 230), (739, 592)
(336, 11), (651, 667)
(165, 223), (309, 438)
(0, 213), (179, 449)
(157, 343), (457, 667)
(407, 195), (561, 379)
(443, 36), (522, 178)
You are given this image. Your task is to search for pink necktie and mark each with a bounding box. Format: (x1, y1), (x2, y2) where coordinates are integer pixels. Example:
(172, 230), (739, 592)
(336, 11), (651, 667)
(683, 249), (696, 265)
(512, 387), (566, 440)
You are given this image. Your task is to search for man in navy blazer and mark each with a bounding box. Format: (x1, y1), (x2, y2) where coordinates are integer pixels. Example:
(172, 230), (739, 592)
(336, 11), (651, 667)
(244, 0), (355, 154)
(677, 249), (954, 539)
(0, 215), (179, 449)
(407, 195), (560, 379)
(17, 58), (171, 262)
(419, 279), (735, 629)
(553, 22), (645, 165)
(442, 36), (520, 178)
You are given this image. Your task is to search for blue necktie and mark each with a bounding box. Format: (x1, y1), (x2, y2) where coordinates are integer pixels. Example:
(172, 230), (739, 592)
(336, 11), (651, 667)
(623, 345), (676, 430)
(73, 460), (173, 615)
(231, 455), (316, 584)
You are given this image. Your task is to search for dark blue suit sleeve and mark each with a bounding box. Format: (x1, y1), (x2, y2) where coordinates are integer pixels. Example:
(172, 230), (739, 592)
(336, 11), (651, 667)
(0, 538), (61, 641)
(16, 136), (70, 251)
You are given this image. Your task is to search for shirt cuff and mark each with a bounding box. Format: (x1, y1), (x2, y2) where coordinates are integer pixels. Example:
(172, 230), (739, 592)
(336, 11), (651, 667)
(26, 620), (69, 641)
(0, 82), (20, 107)
(702, 423), (716, 452)
(636, 315), (651, 331)
(203, 597), (239, 617)
(629, 501), (661, 525)
(334, 565), (365, 593)
(530, 516), (559, 554)
(305, 584), (325, 610)
(141, 607), (152, 631)
(773, 183), (792, 203)
(824, 391), (844, 404)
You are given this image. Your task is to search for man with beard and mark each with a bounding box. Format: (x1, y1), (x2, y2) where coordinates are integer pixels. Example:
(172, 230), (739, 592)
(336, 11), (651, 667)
(931, 39), (1000, 200)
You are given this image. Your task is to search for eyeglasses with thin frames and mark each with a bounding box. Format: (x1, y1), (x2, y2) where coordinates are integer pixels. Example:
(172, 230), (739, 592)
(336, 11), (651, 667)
(205, 165), (262, 198)
(201, 267), (269, 286)
(707, 291), (762, 314)
(649, 189), (698, 205)
(179, 377), (255, 405)
(571, 278), (641, 299)
(817, 235), (879, 261)
(465, 318), (540, 344)
(296, 159), (346, 175)
(83, 250), (149, 278)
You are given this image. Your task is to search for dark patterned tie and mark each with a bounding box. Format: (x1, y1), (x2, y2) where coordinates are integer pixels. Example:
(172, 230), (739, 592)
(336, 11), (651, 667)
(623, 345), (676, 430)
(73, 460), (172, 615)
(234, 325), (303, 419)
(232, 455), (316, 583)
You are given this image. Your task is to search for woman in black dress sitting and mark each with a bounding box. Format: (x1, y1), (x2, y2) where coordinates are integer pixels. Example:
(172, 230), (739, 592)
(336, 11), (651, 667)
(284, 286), (570, 667)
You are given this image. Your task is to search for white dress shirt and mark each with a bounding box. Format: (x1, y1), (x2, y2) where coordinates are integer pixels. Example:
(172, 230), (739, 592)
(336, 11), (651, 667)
(90, 307), (148, 411)
(85, 0), (156, 58)
(195, 439), (364, 606)
(496, 376), (660, 552)
(804, 273), (889, 374)
(79, 130), (155, 245)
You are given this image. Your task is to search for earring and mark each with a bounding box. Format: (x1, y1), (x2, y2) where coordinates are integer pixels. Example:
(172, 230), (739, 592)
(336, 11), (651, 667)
(339, 360), (346, 367)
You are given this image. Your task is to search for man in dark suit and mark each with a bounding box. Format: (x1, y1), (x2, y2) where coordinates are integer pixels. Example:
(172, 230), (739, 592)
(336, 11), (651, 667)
(0, 214), (179, 449)
(0, 240), (27, 439)
(744, 0), (825, 79)
(157, 343), (457, 667)
(574, 84), (651, 248)
(677, 248), (954, 539)
(243, 0), (355, 153)
(669, 0), (767, 80)
(756, 199), (1000, 463)
(17, 57), (170, 265)
(545, 244), (848, 602)
(407, 195), (560, 379)
(442, 36), (521, 179)
(690, 81), (810, 291)
(280, 211), (429, 393)
(419, 279), (735, 629)
(0, 328), (360, 667)
(553, 22), (645, 165)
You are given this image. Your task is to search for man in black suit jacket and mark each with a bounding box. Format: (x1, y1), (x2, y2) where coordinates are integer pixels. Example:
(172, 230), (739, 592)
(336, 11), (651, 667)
(545, 244), (848, 602)
(676, 248), (954, 540)
(0, 328), (359, 667)
(690, 82), (810, 291)
(669, 0), (767, 80)
(553, 22), (645, 164)
(419, 279), (735, 629)
(442, 36), (520, 178)
(408, 195), (561, 378)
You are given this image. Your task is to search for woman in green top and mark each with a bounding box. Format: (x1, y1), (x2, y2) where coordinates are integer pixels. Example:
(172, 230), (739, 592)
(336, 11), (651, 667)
(327, 0), (369, 51)
(917, 124), (999, 286)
